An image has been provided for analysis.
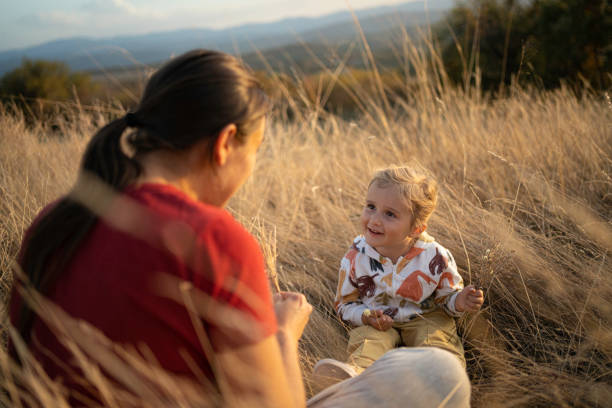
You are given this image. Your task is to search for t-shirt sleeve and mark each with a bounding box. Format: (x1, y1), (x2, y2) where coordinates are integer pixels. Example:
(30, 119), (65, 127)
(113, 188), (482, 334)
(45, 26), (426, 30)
(191, 213), (278, 351)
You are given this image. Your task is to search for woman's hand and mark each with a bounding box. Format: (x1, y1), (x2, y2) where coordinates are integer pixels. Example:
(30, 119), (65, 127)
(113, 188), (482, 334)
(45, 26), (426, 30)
(272, 292), (311, 408)
(361, 309), (394, 331)
(274, 291), (312, 341)
(455, 285), (484, 312)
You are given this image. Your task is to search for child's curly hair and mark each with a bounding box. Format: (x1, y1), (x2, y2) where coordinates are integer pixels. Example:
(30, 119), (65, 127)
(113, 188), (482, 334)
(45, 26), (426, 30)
(369, 166), (438, 241)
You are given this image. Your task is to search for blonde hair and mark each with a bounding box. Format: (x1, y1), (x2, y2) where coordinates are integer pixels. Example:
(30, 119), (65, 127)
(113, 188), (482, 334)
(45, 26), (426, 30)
(368, 166), (438, 242)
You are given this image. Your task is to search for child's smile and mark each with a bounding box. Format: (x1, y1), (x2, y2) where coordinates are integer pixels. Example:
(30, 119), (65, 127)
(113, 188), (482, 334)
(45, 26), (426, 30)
(366, 227), (383, 235)
(360, 183), (419, 262)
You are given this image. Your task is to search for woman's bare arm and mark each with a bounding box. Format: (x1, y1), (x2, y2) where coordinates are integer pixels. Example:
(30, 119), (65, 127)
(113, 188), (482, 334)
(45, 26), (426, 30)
(216, 334), (305, 408)
(215, 291), (311, 408)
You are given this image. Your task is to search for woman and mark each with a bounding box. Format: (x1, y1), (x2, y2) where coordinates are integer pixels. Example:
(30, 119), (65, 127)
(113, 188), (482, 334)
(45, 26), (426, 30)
(10, 49), (470, 407)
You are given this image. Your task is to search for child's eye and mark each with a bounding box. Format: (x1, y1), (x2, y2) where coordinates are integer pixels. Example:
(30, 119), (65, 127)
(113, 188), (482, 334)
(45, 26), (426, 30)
(385, 211), (396, 218)
(366, 204), (375, 210)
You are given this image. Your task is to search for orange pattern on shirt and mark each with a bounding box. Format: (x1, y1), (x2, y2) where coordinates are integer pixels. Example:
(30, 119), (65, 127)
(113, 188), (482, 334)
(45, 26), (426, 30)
(345, 247), (359, 279)
(437, 271), (455, 289)
(397, 270), (436, 302)
(381, 273), (393, 287)
(396, 247), (425, 271)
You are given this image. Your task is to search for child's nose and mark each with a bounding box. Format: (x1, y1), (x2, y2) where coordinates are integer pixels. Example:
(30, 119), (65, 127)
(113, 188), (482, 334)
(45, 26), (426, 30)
(370, 212), (382, 225)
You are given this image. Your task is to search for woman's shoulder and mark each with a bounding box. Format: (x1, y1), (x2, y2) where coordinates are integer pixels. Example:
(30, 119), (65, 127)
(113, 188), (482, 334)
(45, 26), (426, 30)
(126, 183), (234, 223)
(121, 183), (265, 298)
(125, 183), (259, 255)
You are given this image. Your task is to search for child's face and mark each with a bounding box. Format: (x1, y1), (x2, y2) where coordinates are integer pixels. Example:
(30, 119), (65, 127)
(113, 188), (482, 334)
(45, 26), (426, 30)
(361, 183), (417, 258)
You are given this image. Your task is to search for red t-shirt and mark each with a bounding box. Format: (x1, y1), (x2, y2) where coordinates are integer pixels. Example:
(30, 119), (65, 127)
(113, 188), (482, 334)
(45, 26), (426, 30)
(10, 183), (277, 398)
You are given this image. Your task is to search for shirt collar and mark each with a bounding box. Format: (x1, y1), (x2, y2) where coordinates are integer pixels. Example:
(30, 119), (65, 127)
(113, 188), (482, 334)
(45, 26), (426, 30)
(354, 235), (426, 262)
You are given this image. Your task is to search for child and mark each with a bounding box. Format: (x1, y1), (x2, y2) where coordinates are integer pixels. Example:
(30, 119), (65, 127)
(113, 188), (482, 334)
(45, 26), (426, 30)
(314, 166), (484, 385)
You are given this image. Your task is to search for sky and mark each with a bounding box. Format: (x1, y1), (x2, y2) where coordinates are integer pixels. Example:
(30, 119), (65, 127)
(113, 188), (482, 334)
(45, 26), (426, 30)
(0, 0), (411, 52)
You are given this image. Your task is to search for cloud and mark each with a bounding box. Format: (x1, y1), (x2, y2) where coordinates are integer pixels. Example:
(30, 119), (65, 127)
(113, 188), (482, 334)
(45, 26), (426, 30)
(81, 0), (165, 19)
(18, 0), (164, 31)
(18, 11), (83, 27)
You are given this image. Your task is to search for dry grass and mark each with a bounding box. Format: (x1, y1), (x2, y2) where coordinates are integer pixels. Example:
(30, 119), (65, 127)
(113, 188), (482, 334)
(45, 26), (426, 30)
(1, 42), (611, 407)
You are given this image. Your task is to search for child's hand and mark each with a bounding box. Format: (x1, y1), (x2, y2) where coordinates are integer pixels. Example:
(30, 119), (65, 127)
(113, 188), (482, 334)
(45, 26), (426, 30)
(455, 285), (484, 313)
(361, 309), (393, 331)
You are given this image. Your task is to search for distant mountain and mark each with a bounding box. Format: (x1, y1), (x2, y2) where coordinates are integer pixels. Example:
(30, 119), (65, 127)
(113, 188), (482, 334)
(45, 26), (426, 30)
(0, 0), (452, 76)
(238, 9), (449, 75)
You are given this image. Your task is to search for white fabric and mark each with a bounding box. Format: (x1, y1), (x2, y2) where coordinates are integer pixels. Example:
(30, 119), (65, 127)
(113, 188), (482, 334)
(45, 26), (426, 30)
(335, 236), (464, 326)
(307, 347), (471, 408)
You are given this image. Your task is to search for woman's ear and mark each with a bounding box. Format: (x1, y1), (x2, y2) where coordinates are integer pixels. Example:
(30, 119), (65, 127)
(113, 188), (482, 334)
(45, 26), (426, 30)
(212, 124), (238, 166)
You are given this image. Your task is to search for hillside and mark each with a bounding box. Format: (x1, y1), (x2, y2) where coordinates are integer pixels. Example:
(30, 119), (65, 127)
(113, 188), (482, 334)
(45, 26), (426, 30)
(0, 0), (452, 75)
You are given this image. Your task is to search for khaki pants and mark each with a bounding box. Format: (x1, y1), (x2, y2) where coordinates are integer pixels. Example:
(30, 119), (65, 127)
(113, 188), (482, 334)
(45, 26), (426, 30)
(347, 308), (465, 371)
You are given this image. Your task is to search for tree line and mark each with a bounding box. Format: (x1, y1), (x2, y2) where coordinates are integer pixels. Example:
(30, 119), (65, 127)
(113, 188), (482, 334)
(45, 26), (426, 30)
(438, 0), (610, 90)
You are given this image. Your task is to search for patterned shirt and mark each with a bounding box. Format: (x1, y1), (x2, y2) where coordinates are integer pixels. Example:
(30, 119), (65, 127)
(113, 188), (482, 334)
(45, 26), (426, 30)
(334, 235), (464, 326)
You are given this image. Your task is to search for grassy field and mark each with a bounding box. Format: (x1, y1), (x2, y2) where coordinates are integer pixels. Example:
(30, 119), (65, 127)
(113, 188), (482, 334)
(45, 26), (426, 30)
(1, 44), (611, 406)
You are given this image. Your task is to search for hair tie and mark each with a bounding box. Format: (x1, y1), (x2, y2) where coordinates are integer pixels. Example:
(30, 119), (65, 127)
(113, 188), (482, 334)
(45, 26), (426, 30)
(125, 112), (140, 128)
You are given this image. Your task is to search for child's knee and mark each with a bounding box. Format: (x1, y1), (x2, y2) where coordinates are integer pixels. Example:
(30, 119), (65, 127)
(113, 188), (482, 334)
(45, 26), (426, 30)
(400, 311), (466, 366)
(347, 326), (399, 353)
(347, 326), (400, 369)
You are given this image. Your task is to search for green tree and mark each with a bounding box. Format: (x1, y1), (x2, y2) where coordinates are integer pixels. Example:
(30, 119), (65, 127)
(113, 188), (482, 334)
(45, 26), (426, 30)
(0, 59), (97, 104)
(438, 0), (529, 89)
(438, 0), (611, 90)
(529, 0), (611, 89)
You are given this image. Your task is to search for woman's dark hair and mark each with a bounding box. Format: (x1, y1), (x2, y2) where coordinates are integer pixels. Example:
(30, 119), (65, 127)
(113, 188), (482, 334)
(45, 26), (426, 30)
(15, 49), (269, 347)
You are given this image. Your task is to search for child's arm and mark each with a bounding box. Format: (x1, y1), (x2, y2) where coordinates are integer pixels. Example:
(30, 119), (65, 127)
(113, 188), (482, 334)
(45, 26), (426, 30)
(334, 254), (368, 326)
(433, 247), (466, 316)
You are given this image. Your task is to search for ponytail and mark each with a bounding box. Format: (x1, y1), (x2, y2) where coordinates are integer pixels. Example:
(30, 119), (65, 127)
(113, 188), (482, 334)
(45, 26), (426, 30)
(16, 115), (141, 347)
(81, 115), (142, 190)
